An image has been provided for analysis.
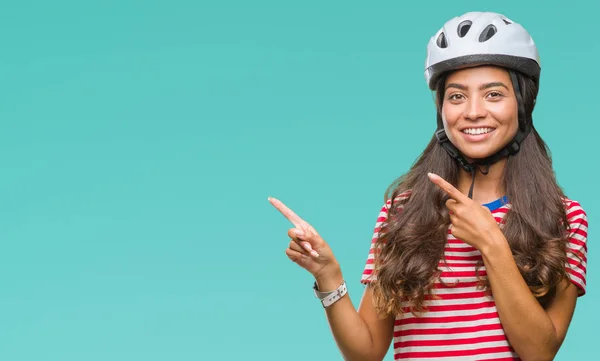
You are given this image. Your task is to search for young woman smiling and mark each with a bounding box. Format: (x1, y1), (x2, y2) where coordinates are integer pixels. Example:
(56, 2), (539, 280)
(269, 11), (588, 361)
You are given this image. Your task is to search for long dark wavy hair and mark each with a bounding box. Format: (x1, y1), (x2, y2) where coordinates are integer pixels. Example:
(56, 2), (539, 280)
(370, 69), (572, 317)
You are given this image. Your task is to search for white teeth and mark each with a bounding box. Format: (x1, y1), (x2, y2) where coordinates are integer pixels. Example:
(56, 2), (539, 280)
(463, 128), (493, 135)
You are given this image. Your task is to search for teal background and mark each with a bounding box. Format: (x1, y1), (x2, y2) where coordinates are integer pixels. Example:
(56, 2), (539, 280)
(0, 1), (596, 360)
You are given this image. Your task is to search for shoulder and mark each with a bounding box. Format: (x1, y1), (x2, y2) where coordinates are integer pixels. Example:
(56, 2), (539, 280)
(560, 197), (587, 257)
(562, 197), (586, 213)
(379, 190), (412, 215)
(561, 197), (587, 227)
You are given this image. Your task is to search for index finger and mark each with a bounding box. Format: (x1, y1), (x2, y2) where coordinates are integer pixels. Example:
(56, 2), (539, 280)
(268, 197), (306, 229)
(427, 173), (469, 203)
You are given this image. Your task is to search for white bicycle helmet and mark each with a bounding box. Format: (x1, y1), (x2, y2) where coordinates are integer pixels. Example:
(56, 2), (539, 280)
(425, 12), (541, 90)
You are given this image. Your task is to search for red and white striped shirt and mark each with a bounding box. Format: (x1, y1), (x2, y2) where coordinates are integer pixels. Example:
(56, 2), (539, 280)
(361, 193), (588, 360)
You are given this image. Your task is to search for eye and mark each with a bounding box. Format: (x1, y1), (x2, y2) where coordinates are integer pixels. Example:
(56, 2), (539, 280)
(486, 91), (504, 99)
(448, 93), (465, 101)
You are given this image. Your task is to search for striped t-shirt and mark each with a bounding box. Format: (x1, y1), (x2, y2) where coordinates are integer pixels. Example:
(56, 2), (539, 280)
(360, 193), (588, 360)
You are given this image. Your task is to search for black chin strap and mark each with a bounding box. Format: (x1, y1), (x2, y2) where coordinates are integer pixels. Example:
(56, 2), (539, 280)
(466, 163), (490, 199)
(435, 70), (531, 199)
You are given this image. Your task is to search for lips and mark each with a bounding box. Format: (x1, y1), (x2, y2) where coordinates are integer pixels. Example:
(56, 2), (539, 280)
(459, 127), (496, 142)
(461, 127), (495, 135)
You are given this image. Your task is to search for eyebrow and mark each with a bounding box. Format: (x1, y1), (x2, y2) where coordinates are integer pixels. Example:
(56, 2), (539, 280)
(445, 82), (509, 91)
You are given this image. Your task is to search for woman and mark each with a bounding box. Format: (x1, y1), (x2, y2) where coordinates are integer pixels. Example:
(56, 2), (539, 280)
(269, 11), (588, 361)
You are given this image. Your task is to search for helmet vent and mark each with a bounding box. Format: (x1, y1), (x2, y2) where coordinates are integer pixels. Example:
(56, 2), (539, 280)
(457, 20), (472, 38)
(436, 32), (448, 48)
(479, 24), (497, 42)
(502, 18), (512, 25)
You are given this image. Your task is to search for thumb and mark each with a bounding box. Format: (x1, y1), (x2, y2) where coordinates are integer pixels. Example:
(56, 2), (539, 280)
(294, 228), (321, 245)
(293, 228), (323, 258)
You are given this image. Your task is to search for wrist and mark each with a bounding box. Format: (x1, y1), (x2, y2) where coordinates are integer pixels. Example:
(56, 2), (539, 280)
(313, 275), (347, 309)
(481, 229), (511, 259)
(314, 264), (343, 292)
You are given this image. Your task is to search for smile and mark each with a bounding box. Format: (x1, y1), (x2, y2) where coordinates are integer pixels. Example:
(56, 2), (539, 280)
(462, 127), (495, 135)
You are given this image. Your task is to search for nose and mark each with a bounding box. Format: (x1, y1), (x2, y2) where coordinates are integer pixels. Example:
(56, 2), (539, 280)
(464, 97), (487, 121)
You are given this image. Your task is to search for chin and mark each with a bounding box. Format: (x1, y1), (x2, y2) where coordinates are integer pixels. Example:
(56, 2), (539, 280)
(457, 145), (500, 161)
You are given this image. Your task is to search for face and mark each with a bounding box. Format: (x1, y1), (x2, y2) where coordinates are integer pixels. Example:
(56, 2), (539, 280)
(441, 66), (519, 162)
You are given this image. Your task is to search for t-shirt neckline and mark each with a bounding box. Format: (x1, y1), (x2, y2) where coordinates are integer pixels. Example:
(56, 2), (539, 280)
(483, 196), (509, 211)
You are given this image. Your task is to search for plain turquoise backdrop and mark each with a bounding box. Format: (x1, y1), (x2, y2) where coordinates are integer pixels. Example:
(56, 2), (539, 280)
(0, 1), (596, 360)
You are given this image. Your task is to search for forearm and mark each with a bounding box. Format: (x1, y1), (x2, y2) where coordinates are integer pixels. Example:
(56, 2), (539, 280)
(481, 234), (559, 361)
(315, 268), (382, 361)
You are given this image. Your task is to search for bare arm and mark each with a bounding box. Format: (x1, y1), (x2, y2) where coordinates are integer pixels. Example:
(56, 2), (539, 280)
(316, 268), (395, 361)
(268, 197), (394, 361)
(427, 173), (585, 361)
(482, 238), (578, 361)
